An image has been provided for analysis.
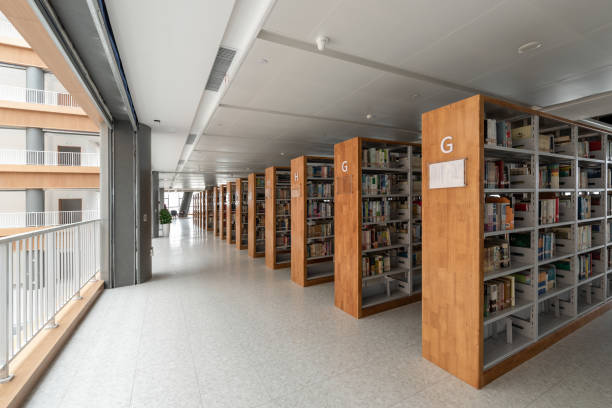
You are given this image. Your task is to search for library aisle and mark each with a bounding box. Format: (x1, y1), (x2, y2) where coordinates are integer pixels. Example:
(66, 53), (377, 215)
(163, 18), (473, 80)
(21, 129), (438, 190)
(24, 219), (612, 408)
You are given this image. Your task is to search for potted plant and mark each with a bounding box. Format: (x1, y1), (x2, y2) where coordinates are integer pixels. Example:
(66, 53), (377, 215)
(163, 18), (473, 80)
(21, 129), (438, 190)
(160, 208), (172, 236)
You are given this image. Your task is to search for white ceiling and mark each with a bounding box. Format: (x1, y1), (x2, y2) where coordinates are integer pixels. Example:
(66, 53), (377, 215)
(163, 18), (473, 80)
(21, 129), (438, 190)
(109, 0), (612, 189)
(104, 0), (236, 172)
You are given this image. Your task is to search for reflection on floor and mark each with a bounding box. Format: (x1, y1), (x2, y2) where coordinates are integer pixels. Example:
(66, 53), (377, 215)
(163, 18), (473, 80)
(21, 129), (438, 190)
(25, 219), (612, 407)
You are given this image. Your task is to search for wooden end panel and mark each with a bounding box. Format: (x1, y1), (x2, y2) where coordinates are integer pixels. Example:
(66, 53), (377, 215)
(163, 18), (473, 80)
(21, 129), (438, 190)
(421, 94), (484, 388)
(248, 173), (257, 257)
(226, 182), (234, 244)
(219, 184), (226, 240)
(333, 137), (362, 318)
(265, 167), (276, 269)
(213, 187), (219, 236)
(290, 157), (307, 286)
(236, 179), (243, 249)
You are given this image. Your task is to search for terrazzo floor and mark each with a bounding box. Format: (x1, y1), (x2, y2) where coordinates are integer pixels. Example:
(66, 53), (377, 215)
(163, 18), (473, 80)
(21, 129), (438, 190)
(24, 218), (612, 407)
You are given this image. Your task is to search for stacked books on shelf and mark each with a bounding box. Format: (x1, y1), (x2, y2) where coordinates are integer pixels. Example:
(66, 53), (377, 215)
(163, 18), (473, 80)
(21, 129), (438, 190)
(276, 217), (289, 231)
(577, 225), (592, 251)
(484, 196), (514, 232)
(361, 225), (392, 250)
(484, 237), (510, 273)
(308, 183), (333, 197)
(578, 195), (592, 220)
(308, 222), (333, 237)
(308, 165), (333, 178)
(307, 241), (332, 258)
(578, 253), (594, 281)
(484, 160), (531, 189)
(538, 265), (557, 295)
(276, 202), (290, 216)
(484, 276), (515, 317)
(277, 234), (290, 248)
(307, 201), (333, 218)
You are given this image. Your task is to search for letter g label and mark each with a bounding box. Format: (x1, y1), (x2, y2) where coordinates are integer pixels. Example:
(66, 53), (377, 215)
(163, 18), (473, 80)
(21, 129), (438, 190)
(441, 136), (453, 154)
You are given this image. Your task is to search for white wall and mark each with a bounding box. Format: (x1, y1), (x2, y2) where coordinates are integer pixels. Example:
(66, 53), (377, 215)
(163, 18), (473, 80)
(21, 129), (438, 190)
(0, 191), (26, 212)
(43, 72), (67, 93)
(45, 190), (100, 212)
(0, 65), (25, 87)
(0, 128), (26, 149)
(44, 132), (100, 154)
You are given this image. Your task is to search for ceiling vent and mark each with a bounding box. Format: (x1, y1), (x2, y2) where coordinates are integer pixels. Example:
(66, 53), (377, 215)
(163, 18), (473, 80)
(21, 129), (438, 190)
(205, 47), (236, 92)
(185, 133), (197, 145)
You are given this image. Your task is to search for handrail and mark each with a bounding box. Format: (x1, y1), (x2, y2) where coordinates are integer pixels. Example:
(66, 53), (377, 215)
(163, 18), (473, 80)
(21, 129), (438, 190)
(0, 84), (79, 108)
(0, 210), (99, 229)
(0, 218), (101, 381)
(0, 149), (99, 167)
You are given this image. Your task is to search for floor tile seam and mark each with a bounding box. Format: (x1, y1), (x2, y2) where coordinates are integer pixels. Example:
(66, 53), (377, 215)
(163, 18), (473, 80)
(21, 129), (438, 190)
(127, 290), (150, 408)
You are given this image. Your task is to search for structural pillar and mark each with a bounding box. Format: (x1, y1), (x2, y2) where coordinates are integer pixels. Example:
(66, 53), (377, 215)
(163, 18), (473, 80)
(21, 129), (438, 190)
(25, 67), (45, 213)
(152, 171), (159, 238)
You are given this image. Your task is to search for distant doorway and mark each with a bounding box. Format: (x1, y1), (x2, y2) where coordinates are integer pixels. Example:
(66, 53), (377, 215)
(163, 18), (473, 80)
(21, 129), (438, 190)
(58, 145), (81, 166)
(59, 199), (82, 224)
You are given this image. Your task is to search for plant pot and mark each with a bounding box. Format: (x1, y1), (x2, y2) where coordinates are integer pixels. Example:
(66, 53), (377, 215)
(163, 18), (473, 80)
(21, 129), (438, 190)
(162, 223), (171, 237)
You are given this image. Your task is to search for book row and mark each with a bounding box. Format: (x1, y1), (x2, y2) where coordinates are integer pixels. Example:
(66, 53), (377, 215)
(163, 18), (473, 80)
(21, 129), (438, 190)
(307, 241), (333, 258)
(307, 165), (333, 178)
(307, 182), (333, 198)
(307, 202), (333, 218)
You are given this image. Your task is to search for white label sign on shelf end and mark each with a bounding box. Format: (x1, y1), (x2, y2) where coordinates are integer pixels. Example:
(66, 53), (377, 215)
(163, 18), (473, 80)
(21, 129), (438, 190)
(428, 158), (466, 189)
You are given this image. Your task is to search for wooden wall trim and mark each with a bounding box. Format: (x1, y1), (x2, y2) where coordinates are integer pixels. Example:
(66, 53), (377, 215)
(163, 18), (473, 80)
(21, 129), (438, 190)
(0, 102), (99, 133)
(0, 172), (99, 189)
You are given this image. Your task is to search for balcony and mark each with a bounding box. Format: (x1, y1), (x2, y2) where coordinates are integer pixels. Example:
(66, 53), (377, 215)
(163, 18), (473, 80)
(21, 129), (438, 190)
(0, 150), (99, 167)
(0, 86), (97, 133)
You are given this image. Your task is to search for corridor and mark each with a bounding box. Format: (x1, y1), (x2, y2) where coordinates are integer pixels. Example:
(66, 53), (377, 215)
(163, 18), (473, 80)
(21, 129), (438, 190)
(24, 219), (612, 408)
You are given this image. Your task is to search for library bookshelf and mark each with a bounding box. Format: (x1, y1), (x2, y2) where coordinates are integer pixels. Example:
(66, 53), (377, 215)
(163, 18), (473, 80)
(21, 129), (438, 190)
(236, 178), (248, 250)
(291, 156), (335, 287)
(334, 137), (422, 318)
(265, 166), (291, 269)
(422, 94), (612, 388)
(248, 173), (265, 258)
(227, 181), (237, 244)
(205, 188), (214, 231)
(213, 187), (219, 236)
(198, 191), (204, 229)
(193, 192), (200, 229)
(219, 184), (226, 240)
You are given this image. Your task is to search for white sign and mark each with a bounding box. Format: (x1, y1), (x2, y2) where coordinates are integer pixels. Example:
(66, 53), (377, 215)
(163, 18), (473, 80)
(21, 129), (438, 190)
(341, 160), (348, 173)
(429, 158), (466, 189)
(441, 136), (453, 153)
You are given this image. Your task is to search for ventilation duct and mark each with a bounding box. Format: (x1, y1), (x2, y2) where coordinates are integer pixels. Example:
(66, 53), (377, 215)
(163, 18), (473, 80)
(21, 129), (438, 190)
(205, 47), (236, 92)
(185, 133), (197, 145)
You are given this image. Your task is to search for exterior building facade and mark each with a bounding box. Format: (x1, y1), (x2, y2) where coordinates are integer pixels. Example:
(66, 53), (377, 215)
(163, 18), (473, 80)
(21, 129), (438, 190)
(0, 12), (100, 237)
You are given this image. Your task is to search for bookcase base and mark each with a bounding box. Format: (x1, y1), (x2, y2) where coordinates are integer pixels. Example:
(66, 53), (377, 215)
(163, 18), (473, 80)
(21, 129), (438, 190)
(481, 301), (612, 388)
(249, 252), (265, 259)
(361, 292), (422, 318)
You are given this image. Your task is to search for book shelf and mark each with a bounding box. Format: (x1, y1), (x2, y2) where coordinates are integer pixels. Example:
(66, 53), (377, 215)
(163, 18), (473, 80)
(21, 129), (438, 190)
(193, 192), (200, 229)
(422, 94), (612, 389)
(265, 166), (291, 269)
(236, 178), (248, 250)
(219, 184), (226, 240)
(205, 188), (213, 231)
(290, 156), (335, 286)
(248, 173), (265, 258)
(334, 137), (422, 318)
(226, 181), (237, 244)
(213, 186), (219, 236)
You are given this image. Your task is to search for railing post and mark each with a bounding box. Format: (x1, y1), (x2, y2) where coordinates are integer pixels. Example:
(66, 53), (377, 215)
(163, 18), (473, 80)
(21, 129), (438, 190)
(0, 243), (14, 382)
(73, 226), (82, 301)
(45, 232), (58, 329)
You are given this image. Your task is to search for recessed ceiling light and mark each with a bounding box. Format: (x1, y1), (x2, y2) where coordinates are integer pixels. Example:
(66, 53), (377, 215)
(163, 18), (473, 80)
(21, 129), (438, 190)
(259, 58), (269, 64)
(518, 41), (542, 54)
(280, 152), (285, 156)
(366, 113), (374, 120)
(411, 93), (421, 99)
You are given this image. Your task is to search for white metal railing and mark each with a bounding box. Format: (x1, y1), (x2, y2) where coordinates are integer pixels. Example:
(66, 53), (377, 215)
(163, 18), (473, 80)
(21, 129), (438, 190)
(0, 84), (79, 108)
(0, 149), (99, 167)
(0, 210), (99, 229)
(0, 219), (100, 381)
(0, 19), (24, 41)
